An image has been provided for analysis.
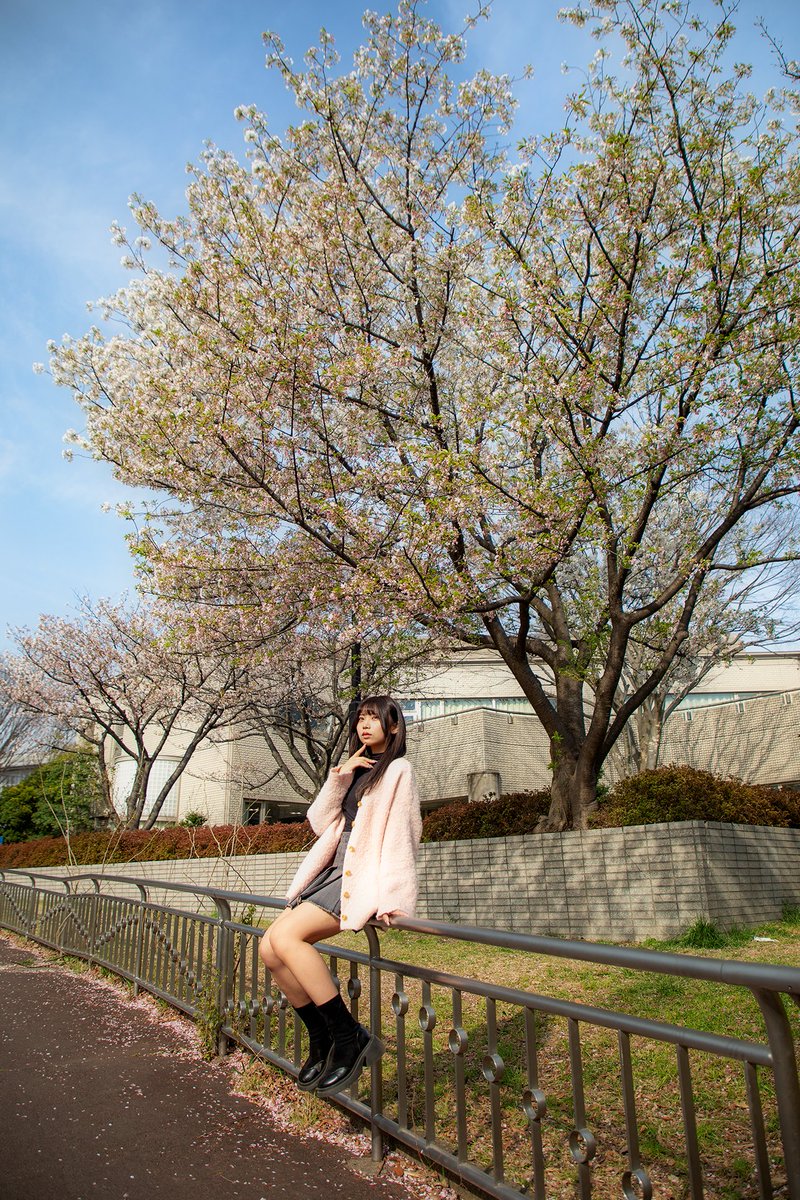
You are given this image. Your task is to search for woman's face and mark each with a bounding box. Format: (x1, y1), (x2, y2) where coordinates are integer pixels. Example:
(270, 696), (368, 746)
(357, 708), (390, 754)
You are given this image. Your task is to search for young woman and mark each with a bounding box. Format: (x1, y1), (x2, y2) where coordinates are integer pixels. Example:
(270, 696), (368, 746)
(259, 695), (422, 1096)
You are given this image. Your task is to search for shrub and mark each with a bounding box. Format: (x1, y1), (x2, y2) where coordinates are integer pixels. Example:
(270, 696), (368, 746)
(0, 751), (99, 843)
(179, 811), (208, 828)
(593, 765), (800, 829)
(421, 789), (551, 842)
(0, 819), (313, 870)
(2, 766), (795, 872)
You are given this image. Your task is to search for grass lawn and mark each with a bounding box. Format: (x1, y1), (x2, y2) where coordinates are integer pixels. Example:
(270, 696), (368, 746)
(233, 908), (800, 1200)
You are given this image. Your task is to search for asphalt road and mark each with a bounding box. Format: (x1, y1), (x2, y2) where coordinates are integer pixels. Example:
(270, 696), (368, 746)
(0, 935), (409, 1200)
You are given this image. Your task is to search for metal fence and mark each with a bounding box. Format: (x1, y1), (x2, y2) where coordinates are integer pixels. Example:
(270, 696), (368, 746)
(1, 867), (798, 1200)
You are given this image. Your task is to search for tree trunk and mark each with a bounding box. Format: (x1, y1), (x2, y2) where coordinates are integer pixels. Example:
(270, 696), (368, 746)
(125, 758), (153, 830)
(634, 700), (665, 773)
(539, 741), (599, 831)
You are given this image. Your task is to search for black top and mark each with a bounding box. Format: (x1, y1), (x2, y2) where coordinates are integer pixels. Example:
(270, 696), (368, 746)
(342, 753), (375, 831)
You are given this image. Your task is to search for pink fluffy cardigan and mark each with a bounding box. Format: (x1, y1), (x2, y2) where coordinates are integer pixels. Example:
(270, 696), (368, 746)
(286, 757), (422, 930)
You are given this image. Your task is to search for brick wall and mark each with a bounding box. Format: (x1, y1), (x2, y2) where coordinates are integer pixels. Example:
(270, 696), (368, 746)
(409, 690), (800, 805)
(656, 689), (800, 784)
(423, 822), (800, 938)
(28, 822), (800, 941)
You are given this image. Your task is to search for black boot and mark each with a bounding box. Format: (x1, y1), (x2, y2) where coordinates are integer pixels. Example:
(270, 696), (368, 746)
(294, 1001), (334, 1091)
(315, 993), (384, 1096)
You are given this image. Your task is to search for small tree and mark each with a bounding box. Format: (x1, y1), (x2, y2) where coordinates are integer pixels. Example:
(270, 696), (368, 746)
(243, 626), (431, 800)
(3, 597), (255, 829)
(0, 749), (99, 843)
(132, 529), (437, 803)
(608, 513), (800, 773)
(0, 667), (55, 770)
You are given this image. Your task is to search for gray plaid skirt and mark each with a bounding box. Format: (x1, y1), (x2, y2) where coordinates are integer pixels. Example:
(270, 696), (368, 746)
(287, 828), (351, 920)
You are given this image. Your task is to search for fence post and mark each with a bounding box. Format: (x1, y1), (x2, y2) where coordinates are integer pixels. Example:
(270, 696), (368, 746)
(26, 882), (39, 941)
(753, 988), (800, 1200)
(132, 882), (149, 997)
(58, 879), (73, 954)
(85, 877), (101, 966)
(214, 894), (234, 1057)
(364, 922), (385, 1165)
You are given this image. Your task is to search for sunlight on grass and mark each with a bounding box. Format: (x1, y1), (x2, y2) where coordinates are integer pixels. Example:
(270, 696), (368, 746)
(230, 908), (800, 1199)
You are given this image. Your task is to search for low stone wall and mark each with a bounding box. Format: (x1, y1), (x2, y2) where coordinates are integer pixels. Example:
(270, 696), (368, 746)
(23, 851), (307, 914)
(420, 822), (800, 940)
(22, 822), (800, 942)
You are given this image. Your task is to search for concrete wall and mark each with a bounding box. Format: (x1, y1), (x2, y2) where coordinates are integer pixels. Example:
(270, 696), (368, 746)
(400, 647), (540, 701)
(400, 647), (800, 702)
(196, 687), (800, 819)
(172, 739), (234, 825)
(230, 731), (320, 811)
(408, 707), (552, 804)
(29, 822), (800, 942)
(109, 730), (234, 828)
(408, 688), (800, 804)
(656, 688), (800, 786)
(122, 661), (800, 819)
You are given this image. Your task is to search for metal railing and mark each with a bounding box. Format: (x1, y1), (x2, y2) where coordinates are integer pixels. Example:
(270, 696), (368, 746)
(1, 867), (798, 1200)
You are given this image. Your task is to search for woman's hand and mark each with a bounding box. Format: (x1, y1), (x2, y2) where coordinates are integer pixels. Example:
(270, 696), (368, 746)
(335, 742), (375, 775)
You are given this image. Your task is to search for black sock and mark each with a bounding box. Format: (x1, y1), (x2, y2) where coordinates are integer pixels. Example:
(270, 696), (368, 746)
(294, 1001), (331, 1049)
(318, 992), (359, 1047)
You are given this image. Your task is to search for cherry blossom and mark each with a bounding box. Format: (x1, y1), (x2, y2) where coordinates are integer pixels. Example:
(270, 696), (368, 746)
(46, 0), (800, 828)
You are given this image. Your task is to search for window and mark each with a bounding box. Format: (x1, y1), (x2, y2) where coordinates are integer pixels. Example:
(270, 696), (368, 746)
(400, 697), (534, 723)
(673, 691), (764, 711)
(112, 757), (180, 820)
(243, 798), (307, 825)
(244, 799), (267, 826)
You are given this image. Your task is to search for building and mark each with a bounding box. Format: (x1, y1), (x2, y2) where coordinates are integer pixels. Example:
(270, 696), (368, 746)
(109, 650), (800, 826)
(0, 759), (43, 793)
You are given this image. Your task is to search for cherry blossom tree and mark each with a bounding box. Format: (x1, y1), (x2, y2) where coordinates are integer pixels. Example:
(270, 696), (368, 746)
(3, 598), (256, 829)
(47, 0), (800, 827)
(0, 668), (55, 770)
(135, 528), (436, 802)
(243, 625), (433, 801)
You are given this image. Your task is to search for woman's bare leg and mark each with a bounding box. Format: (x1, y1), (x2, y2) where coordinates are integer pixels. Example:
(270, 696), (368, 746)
(259, 903), (341, 1007)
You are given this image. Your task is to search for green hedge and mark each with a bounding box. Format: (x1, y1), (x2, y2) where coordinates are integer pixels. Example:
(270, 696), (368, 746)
(592, 766), (800, 828)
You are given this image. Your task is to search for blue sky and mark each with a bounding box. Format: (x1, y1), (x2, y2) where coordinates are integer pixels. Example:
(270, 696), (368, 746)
(1, 0), (798, 652)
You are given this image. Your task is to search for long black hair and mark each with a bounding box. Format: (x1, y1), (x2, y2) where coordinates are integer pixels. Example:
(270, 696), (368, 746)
(349, 694), (407, 802)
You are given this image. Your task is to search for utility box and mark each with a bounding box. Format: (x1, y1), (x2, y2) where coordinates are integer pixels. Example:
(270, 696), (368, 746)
(467, 770), (501, 803)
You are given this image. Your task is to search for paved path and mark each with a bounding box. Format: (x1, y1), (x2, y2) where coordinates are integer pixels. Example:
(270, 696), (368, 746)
(0, 936), (414, 1200)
